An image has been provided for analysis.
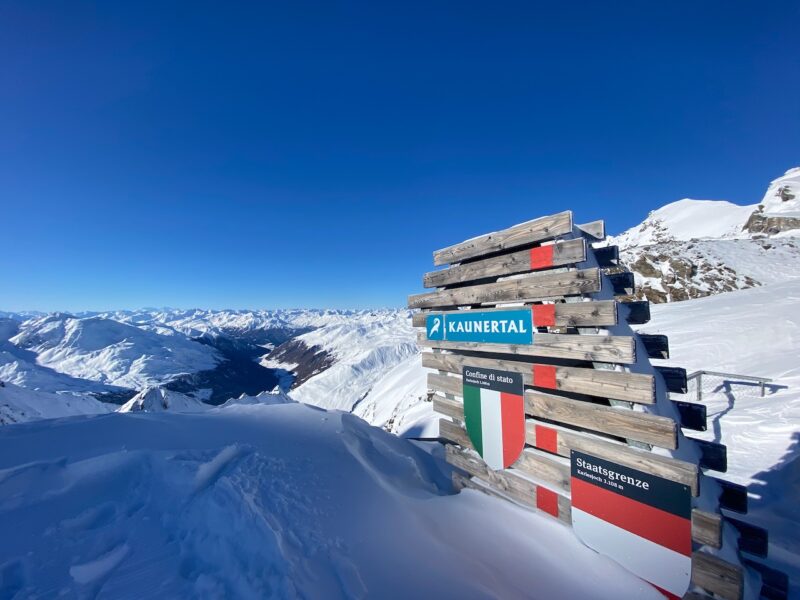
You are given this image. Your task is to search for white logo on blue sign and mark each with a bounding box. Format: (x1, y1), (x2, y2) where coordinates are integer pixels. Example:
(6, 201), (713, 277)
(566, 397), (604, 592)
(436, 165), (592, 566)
(426, 309), (534, 344)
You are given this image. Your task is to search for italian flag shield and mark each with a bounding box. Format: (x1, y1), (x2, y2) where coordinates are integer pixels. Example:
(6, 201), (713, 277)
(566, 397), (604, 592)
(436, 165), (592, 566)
(462, 366), (526, 470)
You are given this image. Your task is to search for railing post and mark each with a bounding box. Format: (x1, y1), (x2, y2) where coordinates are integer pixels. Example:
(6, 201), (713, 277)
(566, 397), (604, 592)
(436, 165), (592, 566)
(697, 372), (703, 402)
(760, 380), (765, 398)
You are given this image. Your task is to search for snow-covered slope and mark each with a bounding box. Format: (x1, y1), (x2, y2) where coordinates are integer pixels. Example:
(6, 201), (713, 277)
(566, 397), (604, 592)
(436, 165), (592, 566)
(218, 388), (295, 408)
(0, 381), (111, 425)
(283, 312), (419, 415)
(118, 387), (210, 414)
(757, 167), (800, 218)
(0, 404), (662, 599)
(636, 280), (800, 594)
(612, 199), (757, 249)
(609, 167), (800, 303)
(10, 314), (222, 390)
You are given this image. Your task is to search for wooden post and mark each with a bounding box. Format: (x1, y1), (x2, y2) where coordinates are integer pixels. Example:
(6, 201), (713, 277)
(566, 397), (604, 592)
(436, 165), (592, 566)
(697, 372), (703, 402)
(760, 380), (766, 397)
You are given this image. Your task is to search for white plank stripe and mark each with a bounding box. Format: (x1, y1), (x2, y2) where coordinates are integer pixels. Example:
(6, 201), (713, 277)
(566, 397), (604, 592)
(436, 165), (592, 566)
(480, 389), (503, 470)
(572, 508), (691, 596)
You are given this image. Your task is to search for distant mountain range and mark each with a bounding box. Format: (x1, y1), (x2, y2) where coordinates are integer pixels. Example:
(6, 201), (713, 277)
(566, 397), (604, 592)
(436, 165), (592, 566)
(2, 167), (798, 430)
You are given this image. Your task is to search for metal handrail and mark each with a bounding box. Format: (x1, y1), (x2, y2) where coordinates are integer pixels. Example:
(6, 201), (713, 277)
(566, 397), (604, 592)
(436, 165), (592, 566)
(686, 370), (773, 400)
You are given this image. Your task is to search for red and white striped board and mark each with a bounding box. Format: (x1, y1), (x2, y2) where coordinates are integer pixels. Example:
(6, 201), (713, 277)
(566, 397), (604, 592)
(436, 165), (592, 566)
(570, 451), (692, 599)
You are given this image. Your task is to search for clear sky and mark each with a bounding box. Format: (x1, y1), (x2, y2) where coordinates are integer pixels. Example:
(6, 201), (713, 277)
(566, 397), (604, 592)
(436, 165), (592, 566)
(1, 1), (798, 311)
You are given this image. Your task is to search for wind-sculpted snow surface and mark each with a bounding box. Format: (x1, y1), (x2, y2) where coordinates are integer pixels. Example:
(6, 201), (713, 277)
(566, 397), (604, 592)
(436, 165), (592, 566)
(0, 404), (661, 599)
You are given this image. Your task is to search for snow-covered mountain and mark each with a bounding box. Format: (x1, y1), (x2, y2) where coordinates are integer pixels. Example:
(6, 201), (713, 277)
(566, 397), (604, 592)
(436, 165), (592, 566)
(0, 308), (421, 428)
(266, 311), (418, 414)
(10, 314), (222, 390)
(610, 167), (800, 302)
(0, 381), (111, 425)
(218, 388), (295, 408)
(1, 276), (798, 597)
(118, 387), (211, 414)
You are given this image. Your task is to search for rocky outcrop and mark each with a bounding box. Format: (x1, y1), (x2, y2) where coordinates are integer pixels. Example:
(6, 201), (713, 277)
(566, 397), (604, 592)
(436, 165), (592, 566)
(608, 168), (800, 303)
(744, 207), (800, 236)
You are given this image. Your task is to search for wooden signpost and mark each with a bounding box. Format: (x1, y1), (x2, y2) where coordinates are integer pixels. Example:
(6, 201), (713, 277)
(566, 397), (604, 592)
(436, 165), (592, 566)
(409, 210), (784, 600)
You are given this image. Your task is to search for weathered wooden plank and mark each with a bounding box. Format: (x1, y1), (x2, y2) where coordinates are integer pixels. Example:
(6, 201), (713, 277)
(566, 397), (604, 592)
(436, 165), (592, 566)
(692, 510), (723, 549)
(576, 219), (605, 240)
(523, 419), (699, 495)
(441, 417), (571, 492)
(456, 470), (572, 524)
(434, 397), (465, 425)
(429, 379), (677, 450)
(433, 211), (573, 266)
(424, 238), (586, 288)
(445, 445), (535, 505)
(411, 300), (619, 328)
(441, 420), (714, 547)
(526, 389), (677, 449)
(436, 396), (698, 494)
(409, 268), (601, 309)
(516, 447), (571, 493)
(422, 352), (654, 404)
(418, 331), (636, 364)
(691, 552), (743, 600)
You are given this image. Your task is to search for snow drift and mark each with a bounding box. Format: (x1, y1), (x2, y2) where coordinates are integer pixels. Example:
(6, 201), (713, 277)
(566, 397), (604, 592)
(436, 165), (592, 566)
(0, 404), (662, 599)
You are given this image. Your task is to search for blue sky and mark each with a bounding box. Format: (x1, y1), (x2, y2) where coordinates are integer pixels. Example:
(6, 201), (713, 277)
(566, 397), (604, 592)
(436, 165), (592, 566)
(1, 1), (798, 311)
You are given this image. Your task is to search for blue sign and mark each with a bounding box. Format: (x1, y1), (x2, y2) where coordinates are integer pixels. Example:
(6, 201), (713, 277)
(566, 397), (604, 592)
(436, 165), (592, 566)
(426, 309), (534, 344)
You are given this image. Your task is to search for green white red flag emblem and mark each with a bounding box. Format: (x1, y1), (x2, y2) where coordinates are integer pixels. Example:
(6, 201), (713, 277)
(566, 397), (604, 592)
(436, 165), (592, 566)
(462, 366), (525, 470)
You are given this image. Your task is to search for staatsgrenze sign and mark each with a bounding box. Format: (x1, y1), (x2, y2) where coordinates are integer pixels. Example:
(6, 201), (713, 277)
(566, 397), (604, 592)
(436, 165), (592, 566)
(570, 451), (692, 598)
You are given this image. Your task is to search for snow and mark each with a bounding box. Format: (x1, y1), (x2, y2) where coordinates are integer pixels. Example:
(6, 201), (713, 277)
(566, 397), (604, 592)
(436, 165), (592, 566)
(218, 388), (295, 407)
(9, 314), (222, 390)
(0, 381), (111, 425)
(611, 198), (757, 250)
(760, 167), (800, 217)
(69, 544), (130, 584)
(0, 404), (662, 599)
(118, 387), (210, 413)
(637, 280), (800, 484)
(636, 280), (800, 595)
(353, 353), (436, 437)
(610, 167), (800, 252)
(289, 312), (419, 414)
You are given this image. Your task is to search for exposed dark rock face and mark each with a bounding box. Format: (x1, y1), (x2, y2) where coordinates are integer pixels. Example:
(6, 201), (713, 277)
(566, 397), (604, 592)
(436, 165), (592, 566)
(744, 207), (800, 236)
(614, 237), (797, 303)
(165, 334), (293, 404)
(265, 339), (335, 387)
